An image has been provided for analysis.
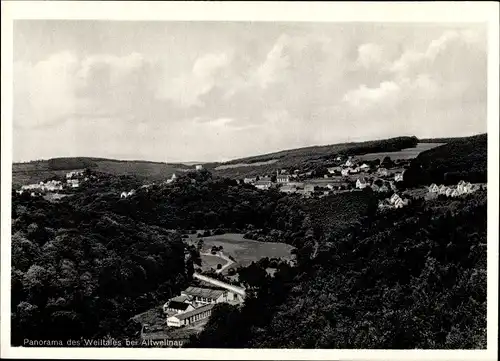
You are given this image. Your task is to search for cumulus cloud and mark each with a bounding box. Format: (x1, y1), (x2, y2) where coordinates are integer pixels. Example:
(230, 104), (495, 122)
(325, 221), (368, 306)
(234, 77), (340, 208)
(355, 43), (385, 69)
(158, 52), (232, 107)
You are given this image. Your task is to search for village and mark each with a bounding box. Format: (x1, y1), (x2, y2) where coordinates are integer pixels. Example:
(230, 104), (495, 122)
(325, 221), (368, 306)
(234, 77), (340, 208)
(14, 170), (97, 197)
(240, 155), (407, 198)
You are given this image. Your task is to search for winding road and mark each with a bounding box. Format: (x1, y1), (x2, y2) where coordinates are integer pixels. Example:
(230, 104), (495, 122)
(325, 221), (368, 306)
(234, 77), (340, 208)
(200, 251), (234, 274)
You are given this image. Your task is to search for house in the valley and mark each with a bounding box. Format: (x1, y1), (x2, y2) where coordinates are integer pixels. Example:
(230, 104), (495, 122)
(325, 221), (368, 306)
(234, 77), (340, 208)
(359, 163), (370, 172)
(377, 168), (389, 177)
(304, 184), (316, 193)
(67, 179), (80, 188)
(279, 185), (297, 194)
(243, 177), (257, 184)
(195, 165), (203, 171)
(394, 197), (409, 209)
(327, 166), (342, 175)
(445, 188), (454, 197)
(345, 158), (356, 167)
(428, 183), (439, 193)
(180, 286), (227, 306)
(356, 177), (369, 189)
(389, 193), (402, 205)
(341, 168), (350, 177)
(166, 173), (177, 184)
(451, 189), (460, 198)
(394, 171), (405, 182)
(438, 185), (448, 195)
(276, 173), (290, 184)
(166, 303), (215, 328)
(163, 295), (195, 315)
(378, 184), (389, 193)
(254, 178), (272, 190)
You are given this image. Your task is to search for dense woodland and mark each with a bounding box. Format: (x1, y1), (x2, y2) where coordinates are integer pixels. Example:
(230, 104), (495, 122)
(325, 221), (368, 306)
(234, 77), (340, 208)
(188, 191), (487, 348)
(11, 190), (191, 344)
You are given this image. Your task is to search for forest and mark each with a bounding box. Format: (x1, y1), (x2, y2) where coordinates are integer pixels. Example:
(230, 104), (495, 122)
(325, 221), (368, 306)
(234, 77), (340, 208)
(403, 133), (487, 186)
(11, 190), (189, 345)
(188, 191), (487, 349)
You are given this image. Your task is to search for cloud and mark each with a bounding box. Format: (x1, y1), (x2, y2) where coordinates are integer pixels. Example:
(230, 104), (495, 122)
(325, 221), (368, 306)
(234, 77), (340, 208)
(158, 52), (232, 107)
(14, 51), (80, 129)
(355, 43), (384, 69)
(343, 81), (400, 107)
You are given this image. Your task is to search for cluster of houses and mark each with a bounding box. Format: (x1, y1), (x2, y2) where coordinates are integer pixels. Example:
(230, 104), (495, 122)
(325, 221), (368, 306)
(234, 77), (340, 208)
(355, 177), (397, 192)
(326, 157), (406, 181)
(16, 170), (91, 196)
(164, 273), (245, 328)
(427, 180), (481, 198)
(378, 193), (410, 210)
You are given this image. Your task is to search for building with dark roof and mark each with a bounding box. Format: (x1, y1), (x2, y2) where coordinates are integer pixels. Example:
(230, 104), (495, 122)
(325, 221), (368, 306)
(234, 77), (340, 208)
(181, 286), (226, 305)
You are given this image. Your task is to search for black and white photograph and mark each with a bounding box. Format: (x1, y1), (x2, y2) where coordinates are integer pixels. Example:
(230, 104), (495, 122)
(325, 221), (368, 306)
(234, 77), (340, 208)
(1, 2), (498, 360)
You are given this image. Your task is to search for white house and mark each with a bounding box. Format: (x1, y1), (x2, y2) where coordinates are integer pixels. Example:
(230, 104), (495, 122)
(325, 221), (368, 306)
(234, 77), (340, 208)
(378, 184), (389, 193)
(438, 185), (448, 195)
(255, 178), (272, 190)
(356, 178), (369, 189)
(166, 303), (214, 328)
(243, 177), (257, 184)
(304, 184), (316, 193)
(195, 165), (203, 171)
(345, 158), (356, 167)
(394, 198), (409, 209)
(67, 179), (80, 188)
(341, 168), (350, 177)
(394, 171), (405, 182)
(377, 168), (389, 177)
(280, 185), (297, 194)
(163, 296), (195, 315)
(276, 174), (290, 184)
(359, 163), (370, 172)
(390, 193), (402, 205)
(428, 184), (439, 193)
(445, 188), (454, 197)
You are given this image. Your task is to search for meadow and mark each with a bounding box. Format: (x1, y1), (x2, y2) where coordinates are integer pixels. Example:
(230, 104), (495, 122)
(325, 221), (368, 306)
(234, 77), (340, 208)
(357, 142), (445, 161)
(188, 233), (295, 271)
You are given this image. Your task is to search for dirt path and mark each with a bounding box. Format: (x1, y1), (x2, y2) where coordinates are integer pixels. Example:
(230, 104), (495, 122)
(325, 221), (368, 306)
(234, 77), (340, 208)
(200, 251), (234, 273)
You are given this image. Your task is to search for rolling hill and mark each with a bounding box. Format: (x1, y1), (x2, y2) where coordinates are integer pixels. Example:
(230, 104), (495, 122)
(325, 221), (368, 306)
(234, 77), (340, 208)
(12, 157), (194, 187)
(403, 133), (487, 186)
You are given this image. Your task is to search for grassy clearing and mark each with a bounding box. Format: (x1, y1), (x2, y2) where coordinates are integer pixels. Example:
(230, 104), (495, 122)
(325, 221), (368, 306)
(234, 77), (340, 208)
(357, 143), (445, 161)
(189, 233), (294, 270)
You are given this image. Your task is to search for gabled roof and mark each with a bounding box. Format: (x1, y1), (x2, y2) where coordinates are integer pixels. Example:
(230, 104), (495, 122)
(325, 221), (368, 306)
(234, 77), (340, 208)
(166, 301), (192, 311)
(170, 295), (192, 303)
(182, 286), (225, 300)
(174, 303), (215, 321)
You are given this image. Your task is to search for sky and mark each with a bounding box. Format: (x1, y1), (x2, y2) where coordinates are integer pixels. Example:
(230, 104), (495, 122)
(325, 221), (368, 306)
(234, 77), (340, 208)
(13, 21), (487, 163)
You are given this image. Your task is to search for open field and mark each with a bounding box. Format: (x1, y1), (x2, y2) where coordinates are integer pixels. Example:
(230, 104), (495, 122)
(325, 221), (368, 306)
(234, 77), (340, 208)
(357, 143), (445, 161)
(215, 159), (278, 170)
(199, 253), (228, 272)
(12, 158), (195, 186)
(188, 233), (294, 271)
